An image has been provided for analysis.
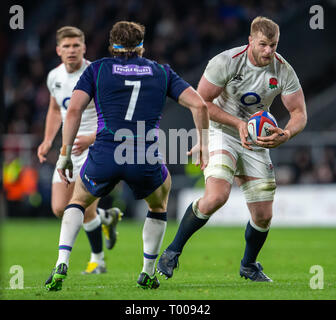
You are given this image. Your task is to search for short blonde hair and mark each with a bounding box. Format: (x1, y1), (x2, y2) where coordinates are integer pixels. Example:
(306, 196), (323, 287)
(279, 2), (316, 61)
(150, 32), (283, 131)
(56, 26), (85, 45)
(250, 16), (279, 39)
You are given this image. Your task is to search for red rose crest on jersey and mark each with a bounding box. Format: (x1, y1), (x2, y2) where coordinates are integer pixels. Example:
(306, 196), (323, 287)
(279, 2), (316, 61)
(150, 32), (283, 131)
(269, 78), (278, 89)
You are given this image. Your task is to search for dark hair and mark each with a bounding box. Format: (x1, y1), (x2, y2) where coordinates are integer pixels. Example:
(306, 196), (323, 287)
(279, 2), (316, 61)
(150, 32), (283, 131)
(109, 21), (145, 58)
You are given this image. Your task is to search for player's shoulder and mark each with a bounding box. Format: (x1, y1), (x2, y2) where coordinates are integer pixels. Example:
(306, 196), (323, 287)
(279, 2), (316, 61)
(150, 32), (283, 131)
(83, 58), (91, 66)
(80, 58), (91, 70)
(130, 56), (164, 70)
(273, 52), (294, 70)
(229, 45), (249, 59)
(209, 45), (248, 66)
(48, 63), (65, 76)
(47, 63), (65, 83)
(87, 57), (110, 68)
(81, 57), (113, 75)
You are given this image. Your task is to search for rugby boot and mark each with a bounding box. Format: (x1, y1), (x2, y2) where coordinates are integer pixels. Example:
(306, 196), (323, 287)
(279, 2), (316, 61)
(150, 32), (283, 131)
(101, 207), (123, 250)
(137, 272), (160, 289)
(81, 261), (107, 275)
(240, 261), (273, 282)
(45, 263), (68, 291)
(156, 249), (180, 279)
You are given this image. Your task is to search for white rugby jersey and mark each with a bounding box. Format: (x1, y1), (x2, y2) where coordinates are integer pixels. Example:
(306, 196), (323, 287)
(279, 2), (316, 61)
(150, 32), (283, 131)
(46, 59), (97, 136)
(204, 45), (301, 138)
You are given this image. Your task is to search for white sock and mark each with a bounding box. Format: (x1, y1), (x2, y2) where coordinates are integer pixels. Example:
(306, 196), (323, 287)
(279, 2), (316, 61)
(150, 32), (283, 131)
(142, 211), (167, 276)
(56, 204), (84, 268)
(96, 208), (112, 225)
(83, 214), (101, 232)
(90, 252), (105, 265)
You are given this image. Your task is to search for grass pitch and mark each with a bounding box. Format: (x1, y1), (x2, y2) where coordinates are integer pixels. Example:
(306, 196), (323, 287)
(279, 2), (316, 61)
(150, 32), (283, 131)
(1, 218), (336, 300)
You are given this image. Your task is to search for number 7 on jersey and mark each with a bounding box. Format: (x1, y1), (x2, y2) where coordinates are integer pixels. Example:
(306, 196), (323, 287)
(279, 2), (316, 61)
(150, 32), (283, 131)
(124, 80), (141, 120)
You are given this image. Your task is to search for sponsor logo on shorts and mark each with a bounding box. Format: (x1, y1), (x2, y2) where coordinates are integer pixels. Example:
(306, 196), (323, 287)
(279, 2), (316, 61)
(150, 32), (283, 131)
(85, 174), (96, 187)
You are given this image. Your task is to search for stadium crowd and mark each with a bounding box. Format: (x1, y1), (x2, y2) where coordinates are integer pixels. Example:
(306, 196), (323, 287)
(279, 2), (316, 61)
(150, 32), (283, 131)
(4, 0), (300, 136)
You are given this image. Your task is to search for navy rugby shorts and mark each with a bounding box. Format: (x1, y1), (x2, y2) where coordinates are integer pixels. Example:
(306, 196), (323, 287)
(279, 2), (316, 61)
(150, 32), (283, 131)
(80, 142), (168, 199)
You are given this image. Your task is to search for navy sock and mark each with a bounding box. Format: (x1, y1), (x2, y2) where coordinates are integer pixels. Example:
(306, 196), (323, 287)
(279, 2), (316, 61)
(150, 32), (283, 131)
(241, 221), (269, 266)
(85, 225), (103, 254)
(167, 203), (208, 253)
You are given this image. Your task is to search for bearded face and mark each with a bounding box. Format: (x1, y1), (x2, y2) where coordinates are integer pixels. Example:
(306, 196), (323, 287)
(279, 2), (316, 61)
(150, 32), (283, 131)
(249, 31), (279, 67)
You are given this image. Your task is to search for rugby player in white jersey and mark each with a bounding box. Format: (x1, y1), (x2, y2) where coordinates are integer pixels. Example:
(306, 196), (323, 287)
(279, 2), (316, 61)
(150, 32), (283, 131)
(158, 16), (307, 282)
(37, 26), (122, 275)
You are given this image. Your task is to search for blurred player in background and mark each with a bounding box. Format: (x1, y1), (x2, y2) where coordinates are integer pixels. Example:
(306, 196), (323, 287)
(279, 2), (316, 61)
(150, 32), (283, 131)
(158, 16), (307, 282)
(44, 21), (209, 291)
(37, 26), (123, 275)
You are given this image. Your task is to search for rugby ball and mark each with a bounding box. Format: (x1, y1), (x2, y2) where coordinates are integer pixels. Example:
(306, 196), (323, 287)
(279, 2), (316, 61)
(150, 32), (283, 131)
(247, 111), (278, 143)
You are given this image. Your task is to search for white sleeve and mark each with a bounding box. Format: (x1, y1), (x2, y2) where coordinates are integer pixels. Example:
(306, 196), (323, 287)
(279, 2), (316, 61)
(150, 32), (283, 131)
(282, 63), (301, 96)
(46, 71), (55, 97)
(203, 53), (230, 87)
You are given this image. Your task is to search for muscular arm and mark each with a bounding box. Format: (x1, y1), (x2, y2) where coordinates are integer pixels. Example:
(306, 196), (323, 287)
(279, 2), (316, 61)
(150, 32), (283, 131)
(37, 96), (62, 163)
(197, 75), (252, 150)
(281, 88), (307, 139)
(178, 86), (210, 169)
(257, 88), (307, 148)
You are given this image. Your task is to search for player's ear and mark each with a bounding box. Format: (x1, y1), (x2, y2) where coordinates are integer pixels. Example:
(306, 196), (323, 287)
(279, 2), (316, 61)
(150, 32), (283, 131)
(56, 45), (61, 57)
(248, 35), (253, 45)
(82, 43), (86, 55)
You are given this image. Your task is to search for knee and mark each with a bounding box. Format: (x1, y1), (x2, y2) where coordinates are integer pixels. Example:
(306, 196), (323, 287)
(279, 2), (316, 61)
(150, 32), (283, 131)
(252, 211), (273, 229)
(199, 193), (229, 215)
(52, 205), (64, 219)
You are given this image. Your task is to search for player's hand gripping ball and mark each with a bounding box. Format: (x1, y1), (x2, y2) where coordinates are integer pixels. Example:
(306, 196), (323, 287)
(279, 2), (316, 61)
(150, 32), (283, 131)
(247, 111), (278, 143)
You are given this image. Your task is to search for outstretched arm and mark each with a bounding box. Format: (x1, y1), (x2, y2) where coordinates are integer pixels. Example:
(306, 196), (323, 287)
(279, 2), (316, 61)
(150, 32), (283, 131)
(178, 86), (209, 170)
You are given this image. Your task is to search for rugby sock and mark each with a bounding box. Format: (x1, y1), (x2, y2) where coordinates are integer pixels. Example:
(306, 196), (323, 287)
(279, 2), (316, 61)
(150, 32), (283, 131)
(167, 200), (209, 253)
(96, 207), (112, 225)
(241, 220), (269, 266)
(142, 211), (167, 276)
(83, 214), (104, 263)
(56, 204), (84, 268)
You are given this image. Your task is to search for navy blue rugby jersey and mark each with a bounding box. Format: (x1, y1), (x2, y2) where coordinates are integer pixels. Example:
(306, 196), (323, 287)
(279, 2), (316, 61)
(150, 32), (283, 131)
(74, 55), (190, 142)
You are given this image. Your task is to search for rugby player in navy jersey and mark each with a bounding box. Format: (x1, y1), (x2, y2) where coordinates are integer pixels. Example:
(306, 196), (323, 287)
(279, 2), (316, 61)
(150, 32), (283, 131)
(45, 21), (209, 291)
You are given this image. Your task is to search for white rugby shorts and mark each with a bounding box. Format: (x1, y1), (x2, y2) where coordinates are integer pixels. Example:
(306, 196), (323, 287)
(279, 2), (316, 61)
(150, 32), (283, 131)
(52, 149), (88, 184)
(204, 128), (275, 183)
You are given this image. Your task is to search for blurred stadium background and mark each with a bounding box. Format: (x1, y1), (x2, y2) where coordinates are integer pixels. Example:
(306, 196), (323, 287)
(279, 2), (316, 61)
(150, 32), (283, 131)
(2, 0), (336, 226)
